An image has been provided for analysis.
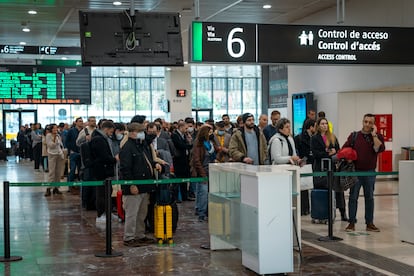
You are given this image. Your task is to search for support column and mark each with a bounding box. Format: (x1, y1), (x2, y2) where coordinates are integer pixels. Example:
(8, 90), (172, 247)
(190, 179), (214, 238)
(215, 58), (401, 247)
(165, 67), (192, 122)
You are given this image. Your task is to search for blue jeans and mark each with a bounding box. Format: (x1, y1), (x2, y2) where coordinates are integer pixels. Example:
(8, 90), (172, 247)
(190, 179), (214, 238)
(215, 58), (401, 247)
(68, 152), (81, 182)
(348, 171), (376, 224)
(196, 182), (208, 218)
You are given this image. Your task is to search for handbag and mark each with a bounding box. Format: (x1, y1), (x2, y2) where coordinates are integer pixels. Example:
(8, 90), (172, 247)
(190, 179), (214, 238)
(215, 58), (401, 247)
(333, 160), (358, 192)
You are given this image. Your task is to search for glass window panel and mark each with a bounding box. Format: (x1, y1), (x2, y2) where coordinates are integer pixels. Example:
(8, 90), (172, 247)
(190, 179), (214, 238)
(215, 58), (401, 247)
(212, 66), (226, 77)
(227, 78), (242, 120)
(102, 67), (119, 77)
(119, 67), (135, 77)
(150, 67), (165, 77)
(135, 67), (150, 77)
(227, 65), (243, 78)
(71, 105), (88, 123)
(213, 78), (227, 121)
(104, 78), (120, 120)
(195, 78), (212, 109)
(91, 67), (103, 77)
(90, 77), (104, 119)
(242, 78), (258, 117)
(136, 78), (151, 117)
(120, 78), (135, 123)
(151, 78), (166, 120)
(242, 65), (260, 77)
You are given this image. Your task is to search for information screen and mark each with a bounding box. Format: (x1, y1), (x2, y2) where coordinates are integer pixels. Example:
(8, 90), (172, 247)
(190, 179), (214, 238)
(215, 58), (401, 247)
(0, 65), (91, 104)
(292, 95), (307, 136)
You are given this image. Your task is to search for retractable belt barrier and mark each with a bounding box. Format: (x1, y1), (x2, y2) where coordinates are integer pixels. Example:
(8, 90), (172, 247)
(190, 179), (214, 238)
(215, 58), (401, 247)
(1, 177), (208, 261)
(299, 169), (398, 243)
(1, 170), (397, 261)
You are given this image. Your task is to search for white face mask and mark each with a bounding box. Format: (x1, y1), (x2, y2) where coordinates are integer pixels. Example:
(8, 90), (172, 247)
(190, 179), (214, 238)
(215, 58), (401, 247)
(116, 133), (124, 140)
(136, 132), (145, 140)
(187, 127), (194, 133)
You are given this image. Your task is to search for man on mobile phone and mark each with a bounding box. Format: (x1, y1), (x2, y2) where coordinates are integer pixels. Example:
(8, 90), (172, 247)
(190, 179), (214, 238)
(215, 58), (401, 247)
(343, 114), (385, 232)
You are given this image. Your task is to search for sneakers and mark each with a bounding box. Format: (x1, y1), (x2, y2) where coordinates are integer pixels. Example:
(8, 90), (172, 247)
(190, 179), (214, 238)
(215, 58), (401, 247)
(198, 216), (208, 222)
(366, 223), (380, 232)
(137, 236), (156, 244)
(96, 215), (106, 223)
(345, 223), (355, 232)
(123, 239), (143, 247)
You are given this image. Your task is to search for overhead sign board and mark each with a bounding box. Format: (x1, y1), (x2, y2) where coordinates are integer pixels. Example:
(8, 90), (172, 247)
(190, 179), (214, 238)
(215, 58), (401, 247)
(0, 45), (81, 55)
(191, 21), (414, 64)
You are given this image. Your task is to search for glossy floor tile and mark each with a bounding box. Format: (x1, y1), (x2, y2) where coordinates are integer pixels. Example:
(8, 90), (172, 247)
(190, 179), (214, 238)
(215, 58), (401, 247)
(0, 157), (413, 275)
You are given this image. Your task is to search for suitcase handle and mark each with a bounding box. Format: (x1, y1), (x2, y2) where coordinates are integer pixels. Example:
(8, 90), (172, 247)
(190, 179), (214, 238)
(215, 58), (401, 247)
(321, 158), (332, 171)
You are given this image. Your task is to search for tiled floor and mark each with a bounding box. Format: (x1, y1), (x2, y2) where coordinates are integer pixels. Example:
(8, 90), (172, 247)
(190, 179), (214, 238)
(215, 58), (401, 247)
(1, 157), (414, 275)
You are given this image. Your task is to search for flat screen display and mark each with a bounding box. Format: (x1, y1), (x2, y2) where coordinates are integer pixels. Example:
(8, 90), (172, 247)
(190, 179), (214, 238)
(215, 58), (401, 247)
(0, 65), (91, 104)
(79, 10), (183, 66)
(292, 95), (307, 136)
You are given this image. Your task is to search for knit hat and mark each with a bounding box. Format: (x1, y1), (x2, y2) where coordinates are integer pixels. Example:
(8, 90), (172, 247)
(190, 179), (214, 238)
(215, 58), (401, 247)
(242, 113), (254, 123)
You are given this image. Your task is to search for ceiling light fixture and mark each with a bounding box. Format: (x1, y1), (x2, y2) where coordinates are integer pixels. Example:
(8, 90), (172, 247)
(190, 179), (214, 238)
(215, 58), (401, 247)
(28, 10), (37, 15)
(263, 4), (272, 9)
(19, 42), (27, 45)
(22, 27), (30, 32)
(113, 1), (122, 6)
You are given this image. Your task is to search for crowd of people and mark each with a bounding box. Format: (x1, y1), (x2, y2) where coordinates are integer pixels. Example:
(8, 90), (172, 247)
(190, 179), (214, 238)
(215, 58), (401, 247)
(8, 109), (384, 247)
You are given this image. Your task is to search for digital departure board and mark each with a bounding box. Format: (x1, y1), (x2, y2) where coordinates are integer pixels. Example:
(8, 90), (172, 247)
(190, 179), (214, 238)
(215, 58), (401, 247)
(0, 65), (91, 104)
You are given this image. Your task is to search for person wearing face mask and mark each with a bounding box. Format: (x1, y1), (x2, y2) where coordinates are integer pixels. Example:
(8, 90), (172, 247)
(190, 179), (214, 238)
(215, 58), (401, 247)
(110, 123), (127, 206)
(190, 125), (218, 222)
(89, 120), (119, 223)
(171, 121), (193, 202)
(120, 122), (162, 247)
(213, 121), (232, 163)
(185, 117), (197, 140)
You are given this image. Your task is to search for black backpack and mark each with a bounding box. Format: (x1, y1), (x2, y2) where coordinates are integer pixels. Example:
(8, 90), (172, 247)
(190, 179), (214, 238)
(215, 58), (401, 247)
(80, 128), (95, 168)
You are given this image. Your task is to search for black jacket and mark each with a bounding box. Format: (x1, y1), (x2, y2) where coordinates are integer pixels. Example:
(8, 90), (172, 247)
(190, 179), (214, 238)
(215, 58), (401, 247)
(89, 130), (117, 180)
(294, 131), (314, 165)
(310, 134), (339, 172)
(171, 130), (192, 177)
(119, 138), (157, 195)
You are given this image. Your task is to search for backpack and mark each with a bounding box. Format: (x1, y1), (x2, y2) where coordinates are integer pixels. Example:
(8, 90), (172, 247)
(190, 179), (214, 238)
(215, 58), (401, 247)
(80, 128), (95, 169)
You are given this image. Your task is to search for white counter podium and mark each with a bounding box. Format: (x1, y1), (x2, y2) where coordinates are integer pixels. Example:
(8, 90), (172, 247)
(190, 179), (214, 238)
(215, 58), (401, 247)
(399, 161), (414, 243)
(208, 163), (299, 274)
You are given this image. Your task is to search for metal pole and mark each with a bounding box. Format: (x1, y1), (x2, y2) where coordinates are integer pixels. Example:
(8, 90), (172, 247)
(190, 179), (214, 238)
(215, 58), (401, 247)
(95, 179), (122, 258)
(0, 181), (23, 262)
(318, 162), (343, 242)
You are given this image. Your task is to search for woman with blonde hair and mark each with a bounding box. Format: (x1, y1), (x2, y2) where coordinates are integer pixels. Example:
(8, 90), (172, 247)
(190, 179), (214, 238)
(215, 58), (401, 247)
(311, 117), (347, 221)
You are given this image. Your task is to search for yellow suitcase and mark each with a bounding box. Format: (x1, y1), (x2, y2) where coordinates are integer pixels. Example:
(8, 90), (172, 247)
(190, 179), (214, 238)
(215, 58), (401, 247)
(154, 204), (174, 245)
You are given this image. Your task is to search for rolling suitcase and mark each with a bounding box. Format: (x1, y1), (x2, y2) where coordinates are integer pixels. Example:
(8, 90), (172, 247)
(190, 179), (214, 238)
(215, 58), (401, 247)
(154, 204), (174, 245)
(153, 171), (174, 245)
(310, 189), (335, 224)
(116, 190), (125, 222)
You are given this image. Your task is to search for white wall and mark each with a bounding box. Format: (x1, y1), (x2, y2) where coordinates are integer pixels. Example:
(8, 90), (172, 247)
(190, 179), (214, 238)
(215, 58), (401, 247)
(287, 0), (414, 170)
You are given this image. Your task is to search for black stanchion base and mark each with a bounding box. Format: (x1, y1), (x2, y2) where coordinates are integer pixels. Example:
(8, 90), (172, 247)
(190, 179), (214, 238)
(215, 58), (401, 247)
(0, 256), (23, 262)
(95, 251), (123, 258)
(318, 236), (343, 242)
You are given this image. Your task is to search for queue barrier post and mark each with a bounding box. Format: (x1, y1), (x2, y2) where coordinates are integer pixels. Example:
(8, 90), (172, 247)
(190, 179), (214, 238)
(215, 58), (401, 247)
(95, 178), (123, 258)
(0, 181), (23, 262)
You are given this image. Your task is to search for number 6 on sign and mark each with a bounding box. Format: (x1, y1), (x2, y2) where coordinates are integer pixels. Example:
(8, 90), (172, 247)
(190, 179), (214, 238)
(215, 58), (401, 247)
(227, 28), (245, 58)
